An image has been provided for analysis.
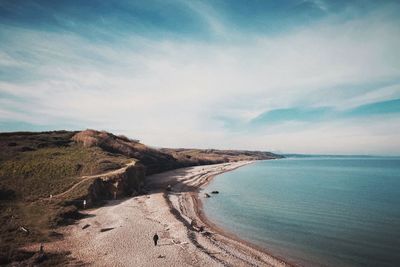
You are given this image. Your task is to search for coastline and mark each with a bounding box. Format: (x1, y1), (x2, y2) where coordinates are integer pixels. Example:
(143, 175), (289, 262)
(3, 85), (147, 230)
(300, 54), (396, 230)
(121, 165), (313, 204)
(24, 161), (293, 266)
(193, 186), (294, 267)
(148, 160), (293, 267)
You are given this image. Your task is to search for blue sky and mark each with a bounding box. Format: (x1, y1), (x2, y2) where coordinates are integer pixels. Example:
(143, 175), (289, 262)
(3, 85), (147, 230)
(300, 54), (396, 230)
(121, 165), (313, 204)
(0, 0), (400, 155)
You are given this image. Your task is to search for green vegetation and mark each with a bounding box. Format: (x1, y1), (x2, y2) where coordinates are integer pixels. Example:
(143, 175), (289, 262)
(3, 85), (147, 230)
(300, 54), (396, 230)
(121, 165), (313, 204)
(0, 131), (130, 265)
(0, 145), (129, 200)
(0, 129), (282, 265)
(162, 148), (282, 165)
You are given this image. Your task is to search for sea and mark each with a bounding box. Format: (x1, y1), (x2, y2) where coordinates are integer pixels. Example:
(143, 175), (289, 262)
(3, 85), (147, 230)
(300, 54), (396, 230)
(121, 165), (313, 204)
(203, 157), (400, 267)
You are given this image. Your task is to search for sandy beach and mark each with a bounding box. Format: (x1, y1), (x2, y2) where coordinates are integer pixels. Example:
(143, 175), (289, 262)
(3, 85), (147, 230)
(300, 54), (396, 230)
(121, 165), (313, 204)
(32, 162), (291, 266)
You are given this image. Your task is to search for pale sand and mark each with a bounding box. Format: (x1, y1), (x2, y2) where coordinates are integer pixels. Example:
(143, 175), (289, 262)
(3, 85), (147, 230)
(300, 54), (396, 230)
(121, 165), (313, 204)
(31, 162), (292, 266)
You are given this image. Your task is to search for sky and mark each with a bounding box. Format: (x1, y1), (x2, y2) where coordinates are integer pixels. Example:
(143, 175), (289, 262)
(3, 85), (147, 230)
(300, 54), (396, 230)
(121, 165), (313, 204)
(0, 0), (400, 155)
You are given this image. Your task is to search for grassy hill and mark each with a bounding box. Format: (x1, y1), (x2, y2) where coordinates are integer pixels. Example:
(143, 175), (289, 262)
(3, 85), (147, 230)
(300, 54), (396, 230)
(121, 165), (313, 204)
(162, 148), (282, 165)
(0, 129), (282, 265)
(0, 131), (133, 265)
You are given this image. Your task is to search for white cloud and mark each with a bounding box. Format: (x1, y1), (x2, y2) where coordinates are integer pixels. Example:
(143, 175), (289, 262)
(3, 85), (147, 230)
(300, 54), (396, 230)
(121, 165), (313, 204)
(216, 116), (400, 155)
(0, 7), (400, 154)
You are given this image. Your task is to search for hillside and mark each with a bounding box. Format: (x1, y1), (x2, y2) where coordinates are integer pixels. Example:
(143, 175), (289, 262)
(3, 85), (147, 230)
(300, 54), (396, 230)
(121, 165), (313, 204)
(0, 129), (282, 265)
(162, 148), (281, 165)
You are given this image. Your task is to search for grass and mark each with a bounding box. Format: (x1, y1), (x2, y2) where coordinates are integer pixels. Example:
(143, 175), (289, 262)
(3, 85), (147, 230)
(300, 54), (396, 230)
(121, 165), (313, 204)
(0, 145), (129, 200)
(0, 130), (282, 265)
(0, 133), (131, 265)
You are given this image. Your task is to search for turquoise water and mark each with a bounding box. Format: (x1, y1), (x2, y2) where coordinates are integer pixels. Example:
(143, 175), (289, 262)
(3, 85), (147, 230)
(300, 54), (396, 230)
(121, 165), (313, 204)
(203, 157), (400, 267)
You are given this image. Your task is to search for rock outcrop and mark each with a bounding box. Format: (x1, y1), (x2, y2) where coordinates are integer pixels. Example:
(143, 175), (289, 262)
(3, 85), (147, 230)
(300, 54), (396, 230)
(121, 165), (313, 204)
(72, 130), (180, 175)
(0, 129), (283, 266)
(86, 163), (146, 205)
(72, 129), (284, 177)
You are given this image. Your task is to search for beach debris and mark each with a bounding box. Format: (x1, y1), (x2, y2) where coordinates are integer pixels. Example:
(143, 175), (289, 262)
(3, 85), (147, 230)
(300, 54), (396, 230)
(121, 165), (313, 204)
(172, 239), (188, 249)
(49, 231), (63, 238)
(204, 193), (211, 198)
(100, 227), (114, 232)
(172, 239), (181, 245)
(19, 226), (29, 234)
(82, 224), (91, 230)
(83, 199), (87, 209)
(190, 219), (198, 228)
(202, 231), (212, 236)
(157, 254), (166, 258)
(211, 191), (219, 194)
(190, 220), (206, 232)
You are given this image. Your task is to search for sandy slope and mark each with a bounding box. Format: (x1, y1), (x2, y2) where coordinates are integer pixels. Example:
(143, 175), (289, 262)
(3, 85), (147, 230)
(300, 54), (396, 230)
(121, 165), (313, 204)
(29, 162), (291, 266)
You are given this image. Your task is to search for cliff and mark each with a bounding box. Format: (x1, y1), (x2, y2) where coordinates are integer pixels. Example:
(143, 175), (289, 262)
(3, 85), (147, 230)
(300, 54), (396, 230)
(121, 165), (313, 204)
(0, 129), (282, 264)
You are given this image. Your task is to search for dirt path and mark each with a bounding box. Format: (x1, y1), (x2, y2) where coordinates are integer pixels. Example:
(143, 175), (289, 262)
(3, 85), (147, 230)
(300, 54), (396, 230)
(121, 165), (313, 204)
(46, 160), (136, 200)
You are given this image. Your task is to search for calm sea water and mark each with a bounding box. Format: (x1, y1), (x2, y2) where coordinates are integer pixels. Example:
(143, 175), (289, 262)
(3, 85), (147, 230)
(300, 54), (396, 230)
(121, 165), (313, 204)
(203, 157), (400, 267)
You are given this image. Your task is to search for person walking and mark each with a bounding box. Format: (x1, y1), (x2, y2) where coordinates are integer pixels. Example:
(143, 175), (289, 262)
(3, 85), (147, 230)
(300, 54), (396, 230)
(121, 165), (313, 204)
(153, 233), (159, 246)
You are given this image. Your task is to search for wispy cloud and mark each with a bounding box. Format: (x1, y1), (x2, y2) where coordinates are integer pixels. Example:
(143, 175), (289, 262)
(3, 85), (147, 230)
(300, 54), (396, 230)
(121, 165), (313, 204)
(0, 0), (400, 155)
(248, 99), (400, 127)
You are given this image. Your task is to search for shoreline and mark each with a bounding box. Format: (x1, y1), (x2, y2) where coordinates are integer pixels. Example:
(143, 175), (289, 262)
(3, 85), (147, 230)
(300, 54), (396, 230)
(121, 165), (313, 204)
(24, 161), (293, 266)
(156, 160), (293, 267)
(195, 163), (295, 266)
(193, 188), (294, 267)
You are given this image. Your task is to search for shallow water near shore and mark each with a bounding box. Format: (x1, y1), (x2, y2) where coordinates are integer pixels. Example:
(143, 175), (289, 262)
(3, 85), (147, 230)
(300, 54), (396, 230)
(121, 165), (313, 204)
(203, 157), (400, 267)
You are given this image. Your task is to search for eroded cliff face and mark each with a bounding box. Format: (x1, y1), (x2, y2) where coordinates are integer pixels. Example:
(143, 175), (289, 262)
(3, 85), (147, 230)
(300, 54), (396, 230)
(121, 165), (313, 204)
(71, 130), (284, 178)
(72, 130), (180, 175)
(0, 130), (283, 265)
(85, 163), (146, 206)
